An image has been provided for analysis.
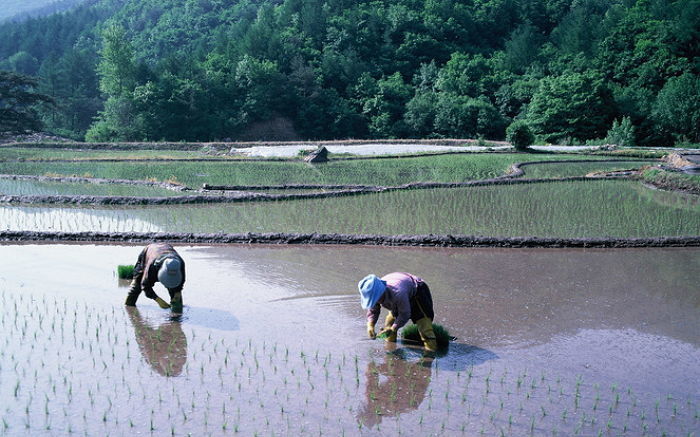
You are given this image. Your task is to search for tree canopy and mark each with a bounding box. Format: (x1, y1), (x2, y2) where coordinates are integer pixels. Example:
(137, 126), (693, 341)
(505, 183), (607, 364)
(0, 70), (53, 134)
(0, 0), (697, 144)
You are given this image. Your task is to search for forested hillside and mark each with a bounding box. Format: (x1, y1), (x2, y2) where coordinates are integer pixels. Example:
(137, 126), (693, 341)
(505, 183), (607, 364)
(0, 0), (698, 144)
(0, 0), (86, 22)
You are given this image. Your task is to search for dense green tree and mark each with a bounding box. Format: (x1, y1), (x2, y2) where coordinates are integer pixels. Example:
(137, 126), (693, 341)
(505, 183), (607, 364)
(87, 24), (141, 141)
(0, 0), (696, 143)
(502, 24), (544, 74)
(526, 71), (616, 143)
(653, 73), (700, 143)
(434, 94), (505, 139)
(506, 120), (535, 150)
(354, 72), (413, 138)
(605, 116), (635, 147)
(0, 70), (53, 134)
(6, 51), (40, 75)
(38, 47), (101, 137)
(97, 24), (138, 98)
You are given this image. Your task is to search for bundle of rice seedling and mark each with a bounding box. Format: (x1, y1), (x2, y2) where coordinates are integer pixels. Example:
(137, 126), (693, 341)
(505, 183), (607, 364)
(400, 322), (452, 348)
(117, 265), (135, 279)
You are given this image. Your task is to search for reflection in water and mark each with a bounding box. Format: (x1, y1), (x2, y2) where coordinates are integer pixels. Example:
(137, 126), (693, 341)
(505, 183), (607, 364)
(358, 343), (499, 427)
(358, 347), (433, 428)
(125, 307), (188, 377)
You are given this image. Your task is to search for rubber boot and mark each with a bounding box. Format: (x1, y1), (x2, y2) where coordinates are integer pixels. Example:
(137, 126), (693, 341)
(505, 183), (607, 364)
(416, 317), (437, 352)
(125, 279), (140, 306)
(171, 292), (183, 313)
(384, 312), (397, 342)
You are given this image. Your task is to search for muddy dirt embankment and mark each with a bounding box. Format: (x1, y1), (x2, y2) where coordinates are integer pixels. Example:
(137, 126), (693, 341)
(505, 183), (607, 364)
(2, 230), (699, 248)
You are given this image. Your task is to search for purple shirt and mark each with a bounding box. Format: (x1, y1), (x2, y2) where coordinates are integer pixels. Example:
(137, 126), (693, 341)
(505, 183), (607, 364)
(366, 272), (422, 330)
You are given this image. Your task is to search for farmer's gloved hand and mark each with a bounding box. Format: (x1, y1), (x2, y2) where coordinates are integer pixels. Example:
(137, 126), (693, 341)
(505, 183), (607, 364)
(378, 327), (397, 342)
(367, 322), (376, 339)
(154, 297), (171, 309)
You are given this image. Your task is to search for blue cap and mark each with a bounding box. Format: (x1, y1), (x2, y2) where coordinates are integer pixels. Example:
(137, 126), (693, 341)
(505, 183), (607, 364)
(358, 274), (386, 309)
(158, 257), (183, 289)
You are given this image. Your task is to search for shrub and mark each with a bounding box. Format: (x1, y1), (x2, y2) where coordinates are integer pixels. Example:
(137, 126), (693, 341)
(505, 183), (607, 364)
(605, 116), (635, 147)
(506, 120), (535, 151)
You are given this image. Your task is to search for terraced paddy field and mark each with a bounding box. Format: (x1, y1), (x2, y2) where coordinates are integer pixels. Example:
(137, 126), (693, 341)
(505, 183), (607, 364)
(0, 244), (697, 436)
(0, 145), (698, 436)
(2, 180), (698, 237)
(0, 153), (617, 187)
(0, 178), (185, 197)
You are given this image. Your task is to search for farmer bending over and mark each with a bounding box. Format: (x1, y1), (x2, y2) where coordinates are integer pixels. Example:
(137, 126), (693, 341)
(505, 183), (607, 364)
(358, 272), (437, 352)
(125, 243), (185, 312)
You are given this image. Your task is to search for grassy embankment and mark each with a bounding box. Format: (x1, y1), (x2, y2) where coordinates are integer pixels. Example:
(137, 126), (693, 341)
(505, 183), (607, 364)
(641, 168), (700, 195)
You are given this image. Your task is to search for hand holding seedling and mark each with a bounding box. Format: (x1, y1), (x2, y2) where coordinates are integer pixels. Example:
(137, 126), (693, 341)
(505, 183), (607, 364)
(367, 322), (376, 339)
(377, 327), (396, 342)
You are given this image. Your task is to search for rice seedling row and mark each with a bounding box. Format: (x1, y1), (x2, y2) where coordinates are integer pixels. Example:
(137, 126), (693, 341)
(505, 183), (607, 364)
(2, 180), (697, 237)
(0, 154), (613, 188)
(0, 288), (696, 436)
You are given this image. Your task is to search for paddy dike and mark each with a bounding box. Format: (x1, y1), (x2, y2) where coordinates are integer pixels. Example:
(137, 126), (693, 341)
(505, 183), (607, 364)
(2, 230), (700, 248)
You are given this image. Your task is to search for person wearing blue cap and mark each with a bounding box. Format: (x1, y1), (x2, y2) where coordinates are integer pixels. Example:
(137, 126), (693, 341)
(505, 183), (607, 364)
(358, 272), (437, 352)
(125, 243), (185, 312)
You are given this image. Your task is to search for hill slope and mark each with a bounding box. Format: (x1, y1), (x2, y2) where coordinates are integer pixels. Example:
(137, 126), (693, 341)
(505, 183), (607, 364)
(0, 0), (87, 22)
(0, 0), (697, 144)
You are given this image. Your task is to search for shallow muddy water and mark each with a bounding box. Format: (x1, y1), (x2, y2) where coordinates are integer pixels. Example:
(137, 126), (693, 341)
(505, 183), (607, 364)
(0, 244), (697, 436)
(2, 180), (698, 237)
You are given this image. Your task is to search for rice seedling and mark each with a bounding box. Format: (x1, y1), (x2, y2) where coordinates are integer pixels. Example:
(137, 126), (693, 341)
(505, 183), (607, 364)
(116, 265), (135, 279)
(400, 323), (452, 348)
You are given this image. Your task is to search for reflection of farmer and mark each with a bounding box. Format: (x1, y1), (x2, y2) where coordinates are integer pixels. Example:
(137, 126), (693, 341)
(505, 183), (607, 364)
(125, 243), (185, 312)
(125, 307), (187, 377)
(358, 353), (433, 427)
(359, 272), (437, 352)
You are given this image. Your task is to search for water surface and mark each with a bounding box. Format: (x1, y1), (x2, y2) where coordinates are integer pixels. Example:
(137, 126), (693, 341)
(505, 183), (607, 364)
(0, 244), (697, 436)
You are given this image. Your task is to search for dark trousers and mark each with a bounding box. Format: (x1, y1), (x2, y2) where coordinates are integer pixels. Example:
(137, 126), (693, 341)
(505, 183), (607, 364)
(128, 248), (158, 299)
(410, 281), (434, 323)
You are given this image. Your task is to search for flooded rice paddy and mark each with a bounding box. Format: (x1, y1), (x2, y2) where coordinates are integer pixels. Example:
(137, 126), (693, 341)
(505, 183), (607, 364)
(2, 180), (698, 237)
(1, 150), (698, 436)
(0, 244), (697, 436)
(0, 154), (615, 187)
(0, 179), (184, 197)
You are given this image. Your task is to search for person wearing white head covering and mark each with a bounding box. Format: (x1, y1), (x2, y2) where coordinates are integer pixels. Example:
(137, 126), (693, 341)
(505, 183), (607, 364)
(358, 272), (437, 352)
(125, 243), (185, 312)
